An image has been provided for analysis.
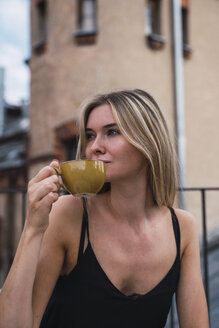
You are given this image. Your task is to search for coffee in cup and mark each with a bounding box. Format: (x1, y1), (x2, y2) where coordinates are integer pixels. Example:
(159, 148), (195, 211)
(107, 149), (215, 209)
(54, 160), (106, 197)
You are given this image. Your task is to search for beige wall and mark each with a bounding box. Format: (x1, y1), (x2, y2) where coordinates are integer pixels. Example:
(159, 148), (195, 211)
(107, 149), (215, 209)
(185, 0), (219, 187)
(184, 0), (219, 231)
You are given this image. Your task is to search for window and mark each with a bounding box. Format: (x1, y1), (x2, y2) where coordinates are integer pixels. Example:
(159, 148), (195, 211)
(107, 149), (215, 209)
(145, 0), (165, 50)
(33, 0), (47, 55)
(181, 0), (193, 58)
(74, 0), (97, 45)
(54, 121), (79, 162)
(63, 138), (78, 161)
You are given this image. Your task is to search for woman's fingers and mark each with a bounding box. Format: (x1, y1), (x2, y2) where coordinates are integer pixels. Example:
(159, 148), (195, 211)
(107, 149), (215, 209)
(28, 175), (60, 205)
(26, 161), (61, 230)
(50, 159), (60, 169)
(30, 166), (55, 185)
(29, 160), (59, 185)
(39, 191), (59, 211)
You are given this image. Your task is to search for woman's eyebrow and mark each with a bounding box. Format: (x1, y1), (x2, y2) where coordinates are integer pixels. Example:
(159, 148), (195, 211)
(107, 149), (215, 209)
(103, 123), (118, 129)
(85, 123), (117, 131)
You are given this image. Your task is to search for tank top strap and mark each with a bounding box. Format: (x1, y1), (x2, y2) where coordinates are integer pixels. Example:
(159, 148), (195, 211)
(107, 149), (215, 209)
(77, 197), (90, 264)
(169, 207), (181, 258)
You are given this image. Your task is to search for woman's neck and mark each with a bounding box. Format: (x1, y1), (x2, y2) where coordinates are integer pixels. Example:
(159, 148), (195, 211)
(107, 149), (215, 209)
(106, 179), (156, 225)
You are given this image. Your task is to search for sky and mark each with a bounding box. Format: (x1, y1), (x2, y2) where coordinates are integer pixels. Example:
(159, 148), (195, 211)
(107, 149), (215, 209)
(0, 0), (30, 105)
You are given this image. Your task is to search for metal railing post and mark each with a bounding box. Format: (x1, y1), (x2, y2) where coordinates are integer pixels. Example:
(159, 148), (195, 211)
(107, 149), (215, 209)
(201, 189), (210, 312)
(170, 301), (175, 328)
(22, 191), (27, 227)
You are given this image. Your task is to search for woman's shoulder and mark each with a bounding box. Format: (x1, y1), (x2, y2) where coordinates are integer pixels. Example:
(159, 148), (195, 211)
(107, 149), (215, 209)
(172, 208), (199, 254)
(173, 208), (197, 230)
(51, 194), (83, 219)
(45, 195), (84, 243)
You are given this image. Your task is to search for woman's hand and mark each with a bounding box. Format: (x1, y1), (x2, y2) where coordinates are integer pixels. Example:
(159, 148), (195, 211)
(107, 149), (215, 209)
(26, 160), (60, 232)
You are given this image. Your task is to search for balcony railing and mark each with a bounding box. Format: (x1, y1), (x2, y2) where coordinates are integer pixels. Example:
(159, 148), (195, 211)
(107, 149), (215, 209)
(178, 188), (219, 308)
(0, 188), (27, 225)
(0, 187), (218, 327)
(170, 187), (219, 328)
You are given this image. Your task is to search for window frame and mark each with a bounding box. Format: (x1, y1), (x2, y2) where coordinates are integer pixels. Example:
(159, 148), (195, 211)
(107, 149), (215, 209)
(145, 0), (165, 50)
(74, 0), (97, 45)
(181, 0), (193, 58)
(32, 0), (48, 55)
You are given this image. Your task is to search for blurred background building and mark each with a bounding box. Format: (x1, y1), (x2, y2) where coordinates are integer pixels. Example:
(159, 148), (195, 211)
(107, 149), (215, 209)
(29, 0), (219, 231)
(0, 67), (29, 285)
(0, 0), (219, 326)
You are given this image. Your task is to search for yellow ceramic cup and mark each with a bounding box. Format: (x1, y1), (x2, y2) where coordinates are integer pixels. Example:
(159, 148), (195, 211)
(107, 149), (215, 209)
(54, 160), (106, 197)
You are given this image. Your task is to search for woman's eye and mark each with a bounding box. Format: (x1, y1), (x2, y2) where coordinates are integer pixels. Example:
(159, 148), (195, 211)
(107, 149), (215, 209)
(107, 129), (120, 136)
(86, 133), (95, 141)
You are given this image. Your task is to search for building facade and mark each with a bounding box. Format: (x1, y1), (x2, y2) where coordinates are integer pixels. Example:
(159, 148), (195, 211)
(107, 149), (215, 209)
(29, 0), (219, 235)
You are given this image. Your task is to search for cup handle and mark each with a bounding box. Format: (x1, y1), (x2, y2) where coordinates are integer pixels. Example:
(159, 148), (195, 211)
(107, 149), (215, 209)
(53, 167), (68, 191)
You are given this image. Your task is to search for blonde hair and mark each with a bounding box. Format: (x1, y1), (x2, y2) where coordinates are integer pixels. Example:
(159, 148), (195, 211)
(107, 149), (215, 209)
(76, 89), (177, 207)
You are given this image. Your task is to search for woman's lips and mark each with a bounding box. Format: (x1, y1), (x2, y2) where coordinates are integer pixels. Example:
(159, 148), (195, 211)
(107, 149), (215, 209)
(97, 159), (110, 164)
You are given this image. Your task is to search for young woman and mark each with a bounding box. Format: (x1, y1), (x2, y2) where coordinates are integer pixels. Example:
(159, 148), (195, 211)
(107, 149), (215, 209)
(0, 89), (209, 327)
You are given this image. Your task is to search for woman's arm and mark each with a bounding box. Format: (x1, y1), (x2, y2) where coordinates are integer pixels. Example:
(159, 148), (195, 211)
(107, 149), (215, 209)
(175, 209), (209, 328)
(32, 194), (83, 327)
(0, 161), (61, 328)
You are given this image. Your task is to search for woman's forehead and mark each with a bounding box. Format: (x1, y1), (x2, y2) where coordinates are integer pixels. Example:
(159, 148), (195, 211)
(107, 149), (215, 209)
(86, 104), (116, 127)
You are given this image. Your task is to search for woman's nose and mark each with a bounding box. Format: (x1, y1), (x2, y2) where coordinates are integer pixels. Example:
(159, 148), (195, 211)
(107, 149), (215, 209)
(90, 136), (105, 154)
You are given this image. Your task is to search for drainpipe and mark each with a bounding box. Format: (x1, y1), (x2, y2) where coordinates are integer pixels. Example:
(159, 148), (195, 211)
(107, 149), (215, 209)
(171, 0), (186, 209)
(0, 68), (5, 136)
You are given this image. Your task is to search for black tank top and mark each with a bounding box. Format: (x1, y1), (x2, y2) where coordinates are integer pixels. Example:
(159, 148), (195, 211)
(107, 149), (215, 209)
(40, 203), (180, 328)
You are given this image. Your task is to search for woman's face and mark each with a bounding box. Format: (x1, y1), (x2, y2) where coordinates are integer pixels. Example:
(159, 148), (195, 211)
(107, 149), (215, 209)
(85, 104), (147, 182)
